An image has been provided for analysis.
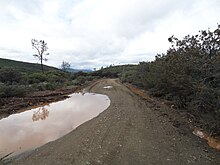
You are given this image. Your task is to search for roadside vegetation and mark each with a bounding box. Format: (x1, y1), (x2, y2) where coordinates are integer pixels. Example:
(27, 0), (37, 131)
(0, 60), (97, 98)
(97, 25), (220, 136)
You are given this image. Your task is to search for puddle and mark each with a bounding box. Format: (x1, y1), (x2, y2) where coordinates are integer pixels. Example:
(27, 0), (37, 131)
(103, 86), (113, 89)
(0, 93), (110, 158)
(193, 130), (220, 150)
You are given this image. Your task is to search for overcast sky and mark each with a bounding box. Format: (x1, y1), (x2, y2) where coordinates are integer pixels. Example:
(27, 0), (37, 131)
(0, 0), (219, 69)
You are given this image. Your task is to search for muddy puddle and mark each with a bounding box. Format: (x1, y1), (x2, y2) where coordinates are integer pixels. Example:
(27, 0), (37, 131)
(103, 86), (113, 89)
(0, 93), (110, 159)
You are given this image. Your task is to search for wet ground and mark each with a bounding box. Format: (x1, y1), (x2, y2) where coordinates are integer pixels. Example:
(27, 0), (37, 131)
(0, 88), (77, 120)
(5, 79), (220, 164)
(0, 93), (110, 158)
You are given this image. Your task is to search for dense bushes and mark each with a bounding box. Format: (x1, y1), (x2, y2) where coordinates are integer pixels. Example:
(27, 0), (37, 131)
(91, 65), (137, 79)
(0, 69), (74, 97)
(120, 25), (220, 135)
(0, 68), (22, 85)
(0, 66), (101, 98)
(137, 26), (219, 110)
(0, 84), (28, 97)
(27, 73), (48, 84)
(125, 26), (220, 108)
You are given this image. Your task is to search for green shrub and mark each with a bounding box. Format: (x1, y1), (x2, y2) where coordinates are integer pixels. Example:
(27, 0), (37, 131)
(0, 68), (22, 85)
(192, 87), (219, 114)
(117, 25), (220, 135)
(0, 84), (29, 97)
(121, 70), (137, 83)
(73, 76), (86, 85)
(46, 71), (68, 83)
(28, 73), (48, 84)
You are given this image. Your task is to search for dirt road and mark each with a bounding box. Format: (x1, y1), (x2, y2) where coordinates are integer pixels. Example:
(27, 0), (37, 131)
(10, 79), (220, 164)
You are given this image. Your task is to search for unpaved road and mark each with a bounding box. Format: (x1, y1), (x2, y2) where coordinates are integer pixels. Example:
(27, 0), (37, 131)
(9, 79), (220, 164)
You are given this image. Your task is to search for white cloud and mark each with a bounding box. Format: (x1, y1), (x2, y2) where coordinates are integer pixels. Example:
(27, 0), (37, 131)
(0, 0), (219, 69)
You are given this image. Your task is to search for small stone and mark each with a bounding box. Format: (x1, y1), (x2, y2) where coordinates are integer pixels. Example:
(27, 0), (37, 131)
(192, 156), (197, 160)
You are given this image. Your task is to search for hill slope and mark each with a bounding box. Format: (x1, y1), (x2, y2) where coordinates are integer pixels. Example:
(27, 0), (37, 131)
(0, 58), (59, 73)
(66, 68), (93, 73)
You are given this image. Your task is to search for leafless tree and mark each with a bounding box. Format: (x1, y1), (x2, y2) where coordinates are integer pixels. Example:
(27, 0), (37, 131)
(61, 61), (71, 72)
(31, 39), (49, 72)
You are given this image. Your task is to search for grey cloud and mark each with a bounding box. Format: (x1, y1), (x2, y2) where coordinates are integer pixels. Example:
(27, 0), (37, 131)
(112, 0), (193, 39)
(0, 47), (21, 54)
(0, 0), (42, 20)
(0, 0), (220, 69)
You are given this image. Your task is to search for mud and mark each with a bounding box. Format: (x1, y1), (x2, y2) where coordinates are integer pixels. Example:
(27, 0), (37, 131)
(0, 81), (96, 120)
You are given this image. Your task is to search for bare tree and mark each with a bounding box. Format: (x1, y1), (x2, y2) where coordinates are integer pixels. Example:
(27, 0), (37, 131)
(31, 39), (49, 72)
(61, 61), (71, 72)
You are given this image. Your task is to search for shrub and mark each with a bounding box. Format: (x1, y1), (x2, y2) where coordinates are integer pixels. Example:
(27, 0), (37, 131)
(0, 84), (29, 97)
(73, 76), (86, 85)
(121, 70), (137, 83)
(28, 73), (48, 84)
(0, 68), (22, 85)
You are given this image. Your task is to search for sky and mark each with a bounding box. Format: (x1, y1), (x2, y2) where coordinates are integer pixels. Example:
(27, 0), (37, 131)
(0, 0), (219, 69)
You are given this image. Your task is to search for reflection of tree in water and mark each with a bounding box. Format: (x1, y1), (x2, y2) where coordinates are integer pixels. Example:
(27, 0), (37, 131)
(81, 89), (86, 96)
(32, 106), (49, 121)
(81, 91), (85, 96)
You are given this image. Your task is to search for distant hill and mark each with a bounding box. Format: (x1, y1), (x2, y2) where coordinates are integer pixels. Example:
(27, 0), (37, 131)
(66, 68), (93, 73)
(0, 58), (59, 73)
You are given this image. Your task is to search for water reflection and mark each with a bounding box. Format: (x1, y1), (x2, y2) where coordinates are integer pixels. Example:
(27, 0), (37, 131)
(81, 89), (86, 96)
(32, 106), (49, 122)
(0, 93), (110, 158)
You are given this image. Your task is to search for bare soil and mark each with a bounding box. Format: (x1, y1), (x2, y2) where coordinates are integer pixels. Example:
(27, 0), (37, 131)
(5, 79), (220, 164)
(0, 84), (89, 120)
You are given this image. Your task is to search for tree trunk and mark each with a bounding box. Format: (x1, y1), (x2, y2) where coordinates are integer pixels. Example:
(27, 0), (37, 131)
(41, 58), (44, 73)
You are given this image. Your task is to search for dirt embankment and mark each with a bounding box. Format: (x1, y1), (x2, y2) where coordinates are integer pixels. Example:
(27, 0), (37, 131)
(7, 79), (220, 164)
(0, 81), (97, 119)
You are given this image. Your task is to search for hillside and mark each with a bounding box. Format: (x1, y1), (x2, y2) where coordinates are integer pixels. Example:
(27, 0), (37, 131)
(0, 58), (59, 73)
(0, 58), (70, 98)
(66, 68), (93, 73)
